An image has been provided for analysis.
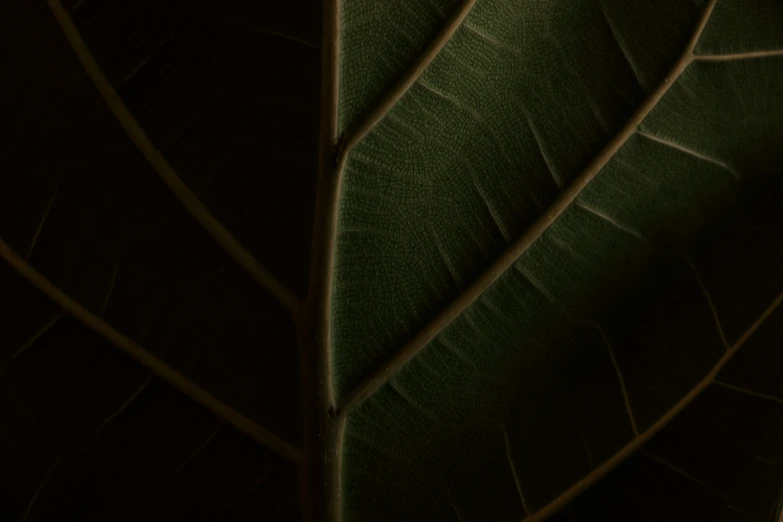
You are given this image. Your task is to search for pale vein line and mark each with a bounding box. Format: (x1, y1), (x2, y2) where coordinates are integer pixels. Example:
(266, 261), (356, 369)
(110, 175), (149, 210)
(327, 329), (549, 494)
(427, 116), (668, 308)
(417, 80), (483, 121)
(443, 486), (466, 522)
(440, 335), (481, 372)
(462, 21), (522, 57)
(0, 312), (63, 377)
(571, 62), (612, 135)
(686, 256), (730, 350)
(22, 454), (63, 522)
(598, 0), (644, 90)
(501, 423), (532, 515)
(122, 36), (171, 84)
(337, 0), (719, 416)
(429, 224), (461, 285)
(170, 423), (224, 474)
(644, 451), (753, 518)
(575, 423), (594, 470)
(563, 399), (594, 469)
(637, 130), (739, 180)
(754, 452), (783, 468)
(713, 380), (783, 406)
(596, 326), (639, 435)
(461, 22), (500, 46)
(82, 374), (153, 451)
(528, 117), (562, 189)
(237, 25), (319, 51)
(550, 235), (614, 277)
(223, 460), (278, 511)
(455, 129), (521, 229)
(728, 504), (753, 520)
(512, 263), (558, 304)
(100, 258), (121, 316)
(644, 451), (718, 494)
(704, 386), (783, 468)
(0, 238), (303, 464)
(46, 0), (301, 316)
(472, 176), (511, 242)
(27, 176), (60, 259)
(575, 202), (645, 240)
(389, 381), (445, 428)
(521, 287), (783, 522)
(695, 49), (783, 62)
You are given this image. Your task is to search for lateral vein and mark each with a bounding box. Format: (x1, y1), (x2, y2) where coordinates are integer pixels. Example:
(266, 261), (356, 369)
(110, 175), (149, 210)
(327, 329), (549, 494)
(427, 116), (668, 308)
(0, 237), (303, 464)
(643, 451), (726, 499)
(695, 49), (783, 62)
(22, 454), (63, 522)
(713, 380), (783, 406)
(521, 287), (783, 522)
(502, 423), (532, 515)
(687, 256), (730, 350)
(644, 451), (753, 518)
(27, 172), (61, 259)
(337, 0), (478, 159)
(596, 326), (639, 435)
(81, 374), (153, 451)
(637, 130), (739, 180)
(575, 202), (645, 241)
(46, 0), (301, 317)
(170, 422), (224, 475)
(0, 312), (63, 377)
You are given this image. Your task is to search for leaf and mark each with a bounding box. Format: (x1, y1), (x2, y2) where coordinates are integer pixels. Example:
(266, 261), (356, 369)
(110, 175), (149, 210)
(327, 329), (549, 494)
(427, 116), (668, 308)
(1, 0), (782, 521)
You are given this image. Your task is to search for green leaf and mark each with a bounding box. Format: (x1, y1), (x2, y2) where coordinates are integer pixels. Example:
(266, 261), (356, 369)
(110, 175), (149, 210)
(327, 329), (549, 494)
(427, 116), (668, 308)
(1, 0), (782, 521)
(333, 0), (783, 519)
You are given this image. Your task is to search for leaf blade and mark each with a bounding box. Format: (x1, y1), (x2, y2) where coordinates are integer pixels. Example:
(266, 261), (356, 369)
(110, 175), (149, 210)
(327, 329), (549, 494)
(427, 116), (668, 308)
(335, 0), (783, 518)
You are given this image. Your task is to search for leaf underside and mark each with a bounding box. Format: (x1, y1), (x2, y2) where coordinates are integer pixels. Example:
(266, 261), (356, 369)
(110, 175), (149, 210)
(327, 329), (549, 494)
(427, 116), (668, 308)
(0, 0), (782, 521)
(333, 0), (783, 520)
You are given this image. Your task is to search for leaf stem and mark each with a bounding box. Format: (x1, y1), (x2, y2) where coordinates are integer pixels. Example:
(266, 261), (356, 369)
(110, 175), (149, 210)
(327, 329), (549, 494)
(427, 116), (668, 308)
(302, 0), (342, 520)
(315, 3), (480, 520)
